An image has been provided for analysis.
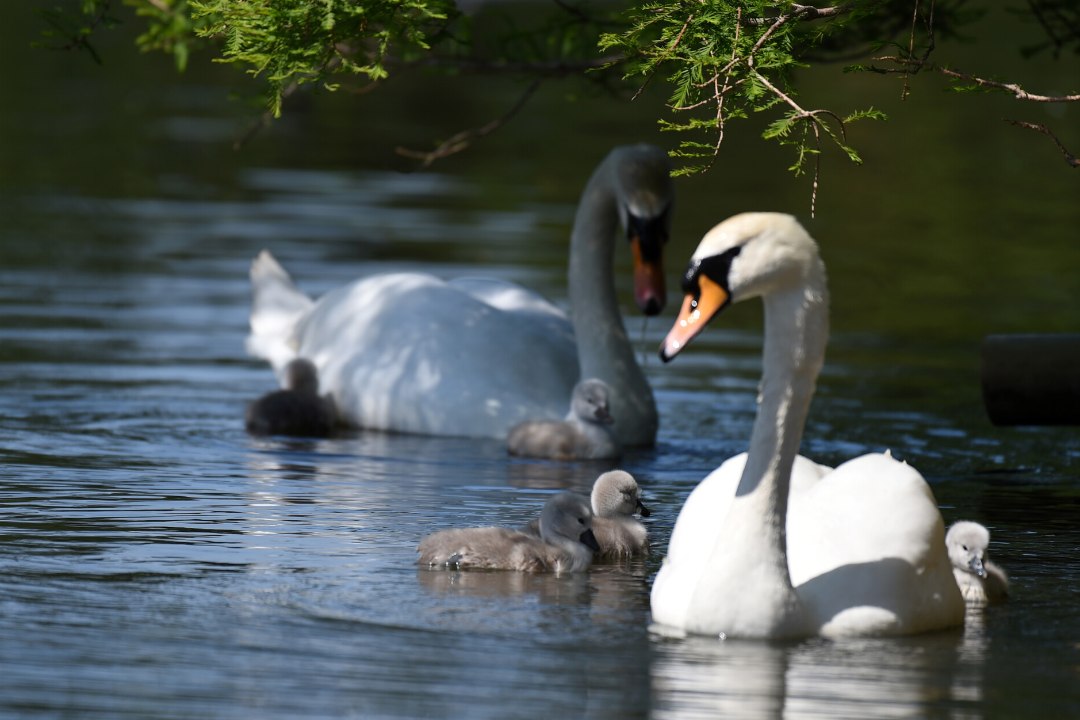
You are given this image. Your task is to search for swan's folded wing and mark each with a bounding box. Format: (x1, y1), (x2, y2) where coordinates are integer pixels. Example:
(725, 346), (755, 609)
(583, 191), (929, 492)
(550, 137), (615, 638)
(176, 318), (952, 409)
(787, 452), (964, 635)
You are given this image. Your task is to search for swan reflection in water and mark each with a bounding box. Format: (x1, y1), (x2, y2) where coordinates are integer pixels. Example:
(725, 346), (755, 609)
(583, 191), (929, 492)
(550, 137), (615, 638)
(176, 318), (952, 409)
(650, 619), (990, 719)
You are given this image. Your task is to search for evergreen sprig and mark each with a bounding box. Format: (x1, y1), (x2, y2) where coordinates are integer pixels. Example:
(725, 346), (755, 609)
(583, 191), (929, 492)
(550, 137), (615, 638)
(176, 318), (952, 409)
(190, 0), (458, 115)
(600, 1), (884, 185)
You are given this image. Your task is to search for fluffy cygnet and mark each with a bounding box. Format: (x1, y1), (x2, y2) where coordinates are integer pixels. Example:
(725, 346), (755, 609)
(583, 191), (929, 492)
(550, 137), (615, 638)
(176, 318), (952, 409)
(946, 521), (1009, 605)
(524, 470), (651, 558)
(417, 492), (600, 573)
(589, 469), (651, 558)
(245, 358), (337, 437)
(507, 379), (620, 460)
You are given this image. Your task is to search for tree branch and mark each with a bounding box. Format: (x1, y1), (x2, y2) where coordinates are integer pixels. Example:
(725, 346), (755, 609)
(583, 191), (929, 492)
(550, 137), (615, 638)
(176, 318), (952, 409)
(939, 67), (1080, 102)
(750, 63), (847, 217)
(743, 3), (853, 27)
(631, 14), (694, 101)
(395, 79), (543, 169)
(1006, 120), (1080, 168)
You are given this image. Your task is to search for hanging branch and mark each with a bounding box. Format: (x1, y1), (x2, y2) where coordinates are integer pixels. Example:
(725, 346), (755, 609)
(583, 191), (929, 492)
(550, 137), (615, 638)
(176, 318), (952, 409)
(938, 67), (1080, 102)
(1007, 120), (1080, 168)
(395, 79), (543, 169)
(865, 0), (1078, 172)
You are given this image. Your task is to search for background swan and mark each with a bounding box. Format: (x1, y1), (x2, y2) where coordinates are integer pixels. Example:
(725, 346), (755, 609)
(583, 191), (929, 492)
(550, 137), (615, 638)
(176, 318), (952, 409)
(507, 378), (619, 460)
(649, 212), (965, 639)
(246, 145), (672, 445)
(417, 492), (600, 573)
(245, 358), (337, 437)
(946, 521), (1010, 605)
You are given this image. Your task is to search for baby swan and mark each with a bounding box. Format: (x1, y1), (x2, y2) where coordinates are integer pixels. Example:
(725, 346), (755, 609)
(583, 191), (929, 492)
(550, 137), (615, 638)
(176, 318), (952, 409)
(590, 470), (652, 558)
(507, 379), (620, 460)
(946, 521), (1009, 606)
(245, 358), (337, 437)
(418, 492), (600, 574)
(524, 470), (651, 558)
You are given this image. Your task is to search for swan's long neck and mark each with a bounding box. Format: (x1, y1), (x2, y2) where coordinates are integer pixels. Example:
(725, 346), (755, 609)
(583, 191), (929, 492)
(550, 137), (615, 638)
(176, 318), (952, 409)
(568, 160), (656, 447)
(690, 261), (829, 637)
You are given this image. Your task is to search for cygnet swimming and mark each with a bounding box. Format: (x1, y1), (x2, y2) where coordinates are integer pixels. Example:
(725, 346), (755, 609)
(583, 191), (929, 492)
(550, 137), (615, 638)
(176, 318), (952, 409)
(417, 492), (600, 573)
(945, 521), (1009, 605)
(589, 469), (651, 558)
(525, 470), (651, 558)
(507, 379), (620, 460)
(245, 358), (337, 437)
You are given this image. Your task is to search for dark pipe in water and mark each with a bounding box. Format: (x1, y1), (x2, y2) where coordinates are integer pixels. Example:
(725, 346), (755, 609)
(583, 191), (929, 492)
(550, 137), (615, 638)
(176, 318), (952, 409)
(981, 334), (1080, 426)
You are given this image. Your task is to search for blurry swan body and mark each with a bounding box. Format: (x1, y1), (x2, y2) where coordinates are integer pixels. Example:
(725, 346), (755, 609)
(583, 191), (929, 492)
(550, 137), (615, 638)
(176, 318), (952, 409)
(245, 358), (337, 437)
(507, 379), (619, 460)
(523, 470), (650, 558)
(946, 521), (1010, 605)
(649, 212), (964, 639)
(417, 492), (600, 573)
(246, 145), (672, 445)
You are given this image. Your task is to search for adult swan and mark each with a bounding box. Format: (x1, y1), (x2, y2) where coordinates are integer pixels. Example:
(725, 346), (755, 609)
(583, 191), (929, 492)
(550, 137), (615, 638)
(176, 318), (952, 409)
(650, 213), (964, 639)
(246, 145), (672, 445)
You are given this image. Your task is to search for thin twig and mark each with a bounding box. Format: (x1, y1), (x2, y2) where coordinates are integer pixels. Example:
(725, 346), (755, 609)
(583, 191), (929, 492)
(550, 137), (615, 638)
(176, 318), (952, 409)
(811, 122), (821, 219)
(550, 0), (590, 24)
(751, 64), (847, 218)
(939, 67), (1080, 102)
(743, 3), (851, 27)
(711, 7), (743, 163)
(901, 0), (920, 99)
(665, 78), (743, 110)
(632, 14), (694, 101)
(1006, 120), (1080, 167)
(395, 80), (543, 169)
(44, 0), (114, 63)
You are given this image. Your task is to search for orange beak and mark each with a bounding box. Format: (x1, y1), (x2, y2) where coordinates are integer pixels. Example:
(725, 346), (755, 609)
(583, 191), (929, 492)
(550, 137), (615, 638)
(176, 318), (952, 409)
(630, 236), (666, 316)
(659, 275), (730, 362)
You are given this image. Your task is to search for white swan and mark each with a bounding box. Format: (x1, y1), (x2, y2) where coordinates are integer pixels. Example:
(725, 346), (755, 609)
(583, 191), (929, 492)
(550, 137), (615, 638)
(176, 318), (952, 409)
(507, 378), (619, 460)
(649, 212), (965, 639)
(246, 145), (672, 445)
(245, 358), (337, 437)
(417, 492), (600, 573)
(945, 521), (1009, 605)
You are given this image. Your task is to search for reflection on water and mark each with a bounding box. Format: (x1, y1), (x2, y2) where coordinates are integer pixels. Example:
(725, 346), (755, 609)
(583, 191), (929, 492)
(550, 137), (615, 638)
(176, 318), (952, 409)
(652, 620), (990, 720)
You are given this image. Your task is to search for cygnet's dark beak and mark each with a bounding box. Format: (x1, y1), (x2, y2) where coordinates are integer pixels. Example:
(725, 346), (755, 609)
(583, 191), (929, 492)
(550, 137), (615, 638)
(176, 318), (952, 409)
(579, 528), (601, 552)
(969, 555), (987, 578)
(595, 406), (614, 425)
(636, 499), (652, 518)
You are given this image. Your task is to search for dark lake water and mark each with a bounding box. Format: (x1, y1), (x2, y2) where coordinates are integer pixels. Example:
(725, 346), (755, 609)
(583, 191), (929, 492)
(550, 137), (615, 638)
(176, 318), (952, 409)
(2, 5), (1079, 718)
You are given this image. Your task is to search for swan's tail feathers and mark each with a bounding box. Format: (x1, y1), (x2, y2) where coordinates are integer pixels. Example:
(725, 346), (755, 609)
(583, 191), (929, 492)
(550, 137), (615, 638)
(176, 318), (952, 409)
(246, 250), (314, 373)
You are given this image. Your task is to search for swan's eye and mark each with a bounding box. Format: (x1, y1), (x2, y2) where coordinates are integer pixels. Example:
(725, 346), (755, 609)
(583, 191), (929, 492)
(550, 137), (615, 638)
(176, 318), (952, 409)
(626, 210), (670, 261)
(680, 259), (702, 296)
(681, 246), (742, 301)
(578, 517), (586, 525)
(962, 544), (969, 551)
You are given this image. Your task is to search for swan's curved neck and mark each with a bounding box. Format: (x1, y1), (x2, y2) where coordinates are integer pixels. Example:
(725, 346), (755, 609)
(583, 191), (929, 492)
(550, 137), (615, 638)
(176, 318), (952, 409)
(567, 159), (656, 446)
(691, 261), (829, 637)
(741, 270), (829, 497)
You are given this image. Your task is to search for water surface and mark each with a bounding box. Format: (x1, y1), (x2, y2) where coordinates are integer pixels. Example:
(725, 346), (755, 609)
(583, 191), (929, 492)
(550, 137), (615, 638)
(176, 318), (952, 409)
(2, 5), (1079, 718)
